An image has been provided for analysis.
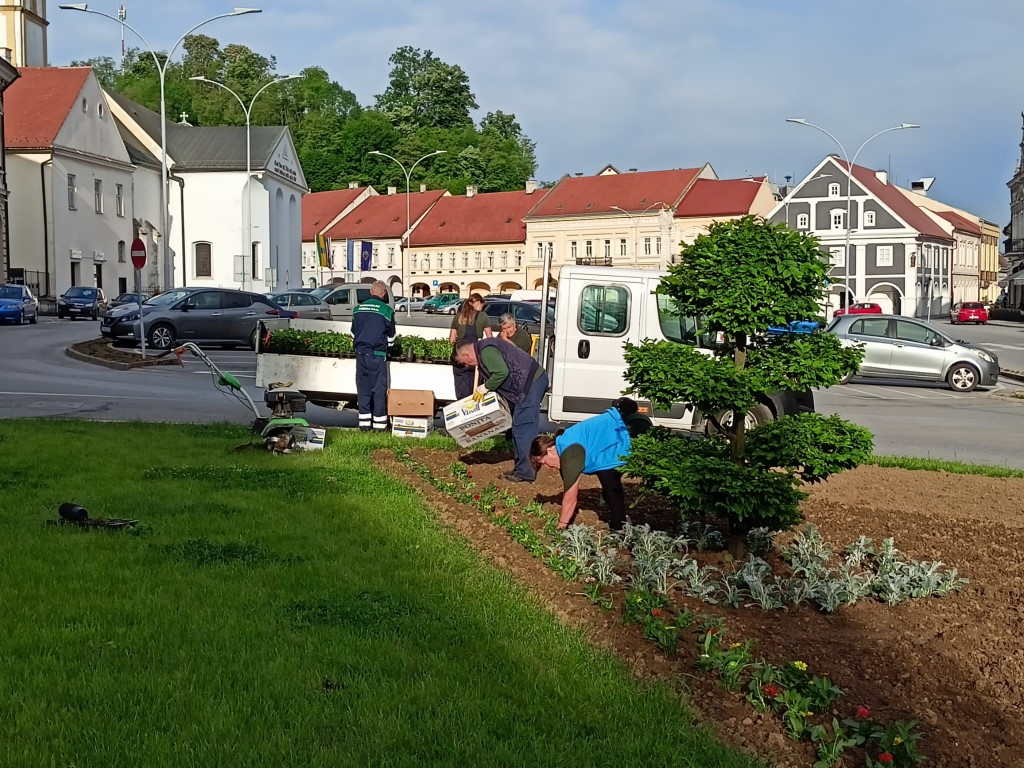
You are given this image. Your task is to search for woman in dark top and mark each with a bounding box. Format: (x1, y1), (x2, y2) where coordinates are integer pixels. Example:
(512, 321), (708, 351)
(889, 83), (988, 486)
(498, 312), (533, 354)
(449, 293), (492, 399)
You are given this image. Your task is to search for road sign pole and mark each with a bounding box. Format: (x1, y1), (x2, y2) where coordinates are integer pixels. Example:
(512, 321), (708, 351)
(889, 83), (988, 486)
(130, 238), (148, 359)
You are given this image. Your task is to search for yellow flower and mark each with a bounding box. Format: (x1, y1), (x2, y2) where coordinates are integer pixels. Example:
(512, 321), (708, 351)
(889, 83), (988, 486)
(894, 737), (904, 745)
(793, 661), (808, 671)
(802, 711), (814, 717)
(730, 642), (742, 649)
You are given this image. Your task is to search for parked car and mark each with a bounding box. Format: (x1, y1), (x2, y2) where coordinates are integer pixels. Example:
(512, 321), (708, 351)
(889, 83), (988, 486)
(58, 286), (107, 320)
(0, 284), (38, 324)
(109, 292), (151, 308)
(270, 291), (331, 320)
(482, 298), (556, 336)
(395, 296), (426, 312)
(833, 302), (882, 317)
(321, 282), (395, 319)
(433, 297), (463, 315)
(827, 314), (999, 392)
(423, 293), (461, 313)
(950, 301), (989, 325)
(100, 287), (295, 350)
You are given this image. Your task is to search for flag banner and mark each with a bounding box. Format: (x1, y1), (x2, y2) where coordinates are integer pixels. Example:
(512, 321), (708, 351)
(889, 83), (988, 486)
(346, 240), (355, 272)
(325, 236), (333, 269)
(360, 241), (373, 271)
(316, 233), (329, 268)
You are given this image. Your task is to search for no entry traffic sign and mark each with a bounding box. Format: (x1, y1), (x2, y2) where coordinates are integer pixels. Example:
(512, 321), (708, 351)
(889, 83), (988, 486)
(130, 238), (146, 270)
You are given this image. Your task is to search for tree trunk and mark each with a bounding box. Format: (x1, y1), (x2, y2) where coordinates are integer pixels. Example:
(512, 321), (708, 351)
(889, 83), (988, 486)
(727, 530), (747, 560)
(730, 336), (747, 464)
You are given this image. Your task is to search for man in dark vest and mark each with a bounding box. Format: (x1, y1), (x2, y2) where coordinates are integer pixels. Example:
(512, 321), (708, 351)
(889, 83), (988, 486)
(352, 281), (396, 432)
(455, 338), (549, 482)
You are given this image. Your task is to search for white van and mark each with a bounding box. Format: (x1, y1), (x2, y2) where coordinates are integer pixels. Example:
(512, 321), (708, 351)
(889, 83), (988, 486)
(509, 289), (555, 303)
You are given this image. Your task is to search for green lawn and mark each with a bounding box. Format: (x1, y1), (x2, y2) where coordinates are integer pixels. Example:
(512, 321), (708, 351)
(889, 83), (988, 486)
(0, 421), (756, 768)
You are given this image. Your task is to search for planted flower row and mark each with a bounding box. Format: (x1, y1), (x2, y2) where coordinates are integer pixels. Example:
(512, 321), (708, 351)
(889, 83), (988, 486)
(266, 328), (454, 362)
(396, 451), (931, 766)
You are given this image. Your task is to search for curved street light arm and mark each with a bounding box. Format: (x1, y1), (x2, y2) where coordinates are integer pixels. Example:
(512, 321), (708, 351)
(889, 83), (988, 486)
(59, 6), (163, 73)
(168, 10), (260, 64)
(190, 76), (247, 117)
(249, 74), (301, 112)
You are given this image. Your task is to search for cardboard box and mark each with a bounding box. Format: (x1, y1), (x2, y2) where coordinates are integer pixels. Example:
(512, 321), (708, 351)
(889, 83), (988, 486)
(391, 416), (435, 439)
(441, 391), (513, 448)
(291, 424), (326, 451)
(387, 389), (436, 417)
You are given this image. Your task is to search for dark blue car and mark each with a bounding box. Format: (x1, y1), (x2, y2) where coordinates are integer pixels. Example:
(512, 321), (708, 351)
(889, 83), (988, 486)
(0, 284), (39, 324)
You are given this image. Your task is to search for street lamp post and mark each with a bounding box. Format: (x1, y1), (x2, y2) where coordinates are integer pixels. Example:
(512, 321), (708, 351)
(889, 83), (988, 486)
(610, 202), (666, 267)
(786, 118), (919, 312)
(59, 4), (261, 292)
(367, 150), (445, 296)
(189, 75), (299, 291)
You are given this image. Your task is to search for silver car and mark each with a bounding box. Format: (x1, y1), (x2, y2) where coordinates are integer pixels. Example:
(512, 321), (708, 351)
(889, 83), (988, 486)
(271, 291), (331, 320)
(828, 314), (999, 392)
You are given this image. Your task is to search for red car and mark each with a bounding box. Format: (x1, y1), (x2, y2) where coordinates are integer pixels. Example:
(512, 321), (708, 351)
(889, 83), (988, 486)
(833, 302), (882, 317)
(950, 301), (988, 325)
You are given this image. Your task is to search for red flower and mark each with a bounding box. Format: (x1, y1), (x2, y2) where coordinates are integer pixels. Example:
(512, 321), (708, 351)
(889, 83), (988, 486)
(473, 494), (480, 500)
(878, 754), (893, 764)
(466, 472), (472, 478)
(856, 706), (871, 719)
(651, 609), (663, 617)
(762, 684), (781, 698)
(709, 627), (718, 636)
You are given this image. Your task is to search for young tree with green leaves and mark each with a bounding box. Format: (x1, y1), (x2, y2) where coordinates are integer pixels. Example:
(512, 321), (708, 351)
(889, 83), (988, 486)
(622, 216), (871, 556)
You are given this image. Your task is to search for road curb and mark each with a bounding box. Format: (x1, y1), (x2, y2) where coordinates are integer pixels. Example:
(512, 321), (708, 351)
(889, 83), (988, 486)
(65, 343), (175, 371)
(1002, 369), (1024, 384)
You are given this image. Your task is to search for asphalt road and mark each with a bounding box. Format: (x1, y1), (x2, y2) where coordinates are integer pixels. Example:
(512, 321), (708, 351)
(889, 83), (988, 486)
(3, 317), (1024, 467)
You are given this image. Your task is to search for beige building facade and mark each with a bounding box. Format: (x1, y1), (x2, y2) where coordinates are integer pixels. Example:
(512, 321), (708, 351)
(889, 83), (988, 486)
(0, 0), (47, 66)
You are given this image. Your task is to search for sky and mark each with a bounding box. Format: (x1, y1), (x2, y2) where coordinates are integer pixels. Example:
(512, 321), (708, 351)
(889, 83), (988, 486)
(49, 0), (1024, 226)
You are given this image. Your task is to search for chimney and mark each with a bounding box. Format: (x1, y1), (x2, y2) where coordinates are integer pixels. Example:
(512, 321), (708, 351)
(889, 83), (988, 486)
(525, 179), (538, 194)
(387, 186), (397, 195)
(574, 172), (583, 177)
(910, 177), (935, 197)
(875, 169), (888, 185)
(348, 181), (358, 189)
(419, 183), (427, 193)
(466, 184), (478, 198)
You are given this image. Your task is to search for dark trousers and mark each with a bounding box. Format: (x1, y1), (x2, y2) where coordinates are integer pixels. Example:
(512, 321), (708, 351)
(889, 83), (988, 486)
(356, 353), (388, 430)
(509, 370), (549, 480)
(453, 363), (476, 400)
(594, 469), (627, 530)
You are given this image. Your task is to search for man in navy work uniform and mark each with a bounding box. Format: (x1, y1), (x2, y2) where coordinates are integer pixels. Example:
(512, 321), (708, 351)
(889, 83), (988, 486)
(455, 337), (549, 483)
(352, 281), (396, 432)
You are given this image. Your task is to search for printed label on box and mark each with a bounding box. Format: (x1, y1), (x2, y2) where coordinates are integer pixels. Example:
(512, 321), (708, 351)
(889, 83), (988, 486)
(391, 416), (434, 439)
(441, 391), (512, 448)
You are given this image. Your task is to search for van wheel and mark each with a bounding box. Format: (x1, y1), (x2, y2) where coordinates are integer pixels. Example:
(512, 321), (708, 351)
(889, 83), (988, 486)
(148, 324), (175, 350)
(947, 364), (980, 393)
(705, 403), (774, 434)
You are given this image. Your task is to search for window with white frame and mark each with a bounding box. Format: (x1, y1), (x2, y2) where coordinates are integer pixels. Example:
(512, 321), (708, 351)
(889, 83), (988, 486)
(387, 245), (395, 267)
(619, 238), (627, 257)
(796, 213), (809, 229)
(94, 179), (103, 213)
(876, 245), (893, 267)
(864, 210), (876, 227)
(422, 254), (429, 271)
(602, 240), (610, 258)
(536, 242), (544, 260)
(571, 241), (577, 260)
(585, 240), (593, 258)
(514, 250), (523, 267)
(67, 174), (77, 210)
(449, 253), (456, 270)
(656, 236), (662, 255)
(500, 250), (508, 267)
(485, 251), (493, 268)
(830, 209), (845, 230)
(117, 240), (126, 263)
(461, 252), (469, 269)
(474, 251), (481, 268)
(828, 247), (845, 267)
(115, 183), (124, 217)
(644, 237), (651, 256)
(411, 254), (418, 270)
(828, 183), (841, 198)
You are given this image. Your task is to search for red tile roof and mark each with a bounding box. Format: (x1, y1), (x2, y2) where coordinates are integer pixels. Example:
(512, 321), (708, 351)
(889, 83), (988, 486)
(936, 210), (982, 236)
(834, 159), (952, 241)
(674, 178), (763, 218)
(526, 168), (703, 218)
(6, 67), (91, 149)
(326, 190), (447, 240)
(302, 188), (367, 241)
(412, 190), (547, 246)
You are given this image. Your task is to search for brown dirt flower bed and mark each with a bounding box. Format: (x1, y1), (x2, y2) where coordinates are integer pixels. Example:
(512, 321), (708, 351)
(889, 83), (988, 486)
(380, 445), (1024, 768)
(68, 338), (176, 369)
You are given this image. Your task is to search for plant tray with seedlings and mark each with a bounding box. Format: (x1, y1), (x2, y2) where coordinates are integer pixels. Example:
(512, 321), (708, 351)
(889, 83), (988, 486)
(264, 328), (454, 363)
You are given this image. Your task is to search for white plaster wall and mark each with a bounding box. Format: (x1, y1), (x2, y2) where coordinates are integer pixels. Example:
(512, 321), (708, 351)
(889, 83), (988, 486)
(7, 153), (47, 278)
(173, 169), (247, 290)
